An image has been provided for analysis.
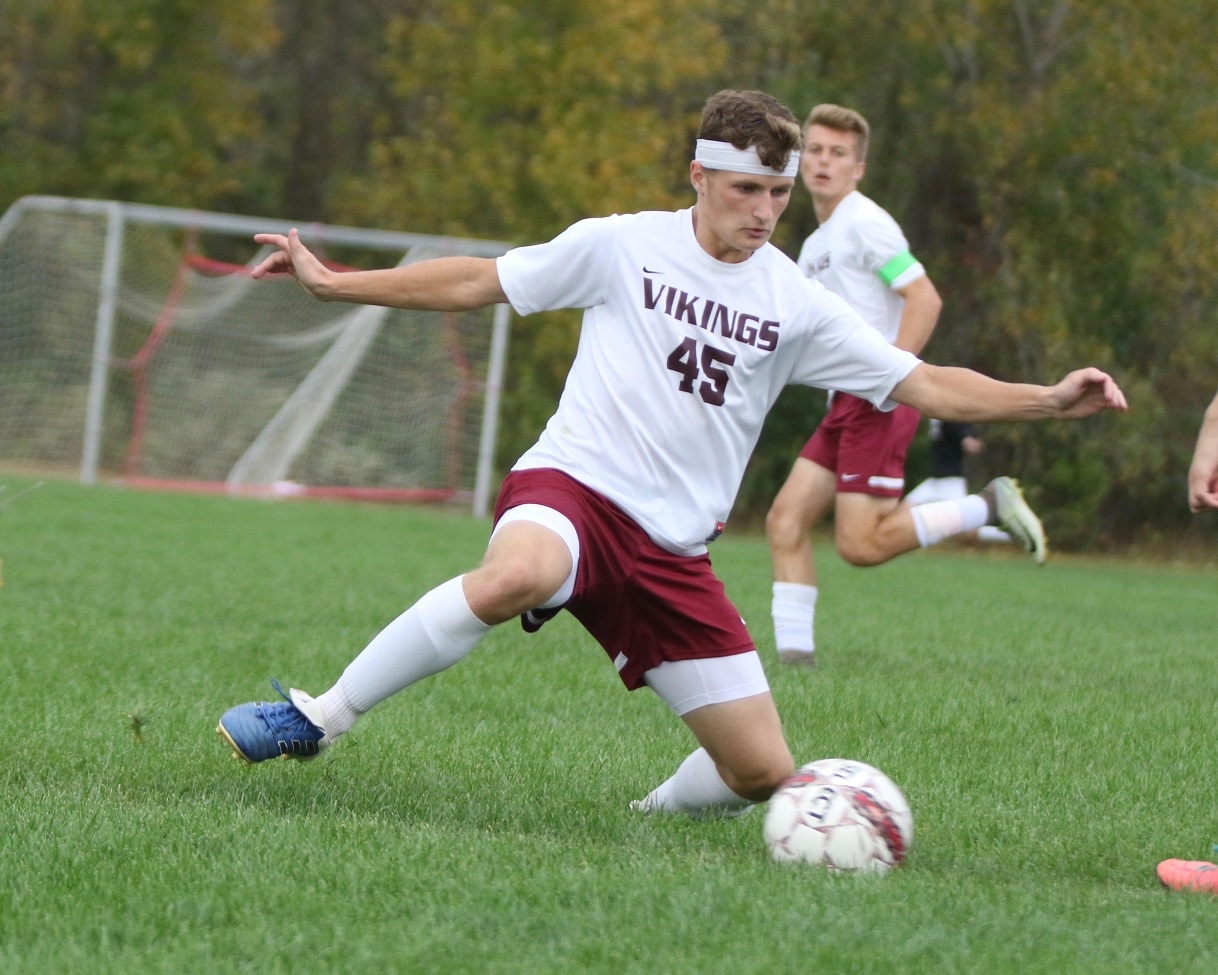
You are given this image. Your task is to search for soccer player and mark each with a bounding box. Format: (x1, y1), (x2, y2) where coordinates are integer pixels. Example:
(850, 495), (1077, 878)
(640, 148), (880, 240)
(1155, 388), (1218, 893)
(903, 419), (1012, 544)
(217, 89), (1127, 818)
(766, 104), (1044, 670)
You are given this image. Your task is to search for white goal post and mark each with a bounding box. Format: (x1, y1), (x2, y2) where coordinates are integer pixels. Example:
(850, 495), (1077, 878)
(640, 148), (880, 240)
(0, 195), (513, 516)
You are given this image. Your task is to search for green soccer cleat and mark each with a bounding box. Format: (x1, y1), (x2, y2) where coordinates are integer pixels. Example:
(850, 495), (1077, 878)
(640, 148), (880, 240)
(988, 476), (1047, 565)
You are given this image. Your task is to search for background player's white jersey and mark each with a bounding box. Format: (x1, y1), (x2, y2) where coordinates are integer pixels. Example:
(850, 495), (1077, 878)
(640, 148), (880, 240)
(796, 190), (925, 345)
(496, 208), (919, 555)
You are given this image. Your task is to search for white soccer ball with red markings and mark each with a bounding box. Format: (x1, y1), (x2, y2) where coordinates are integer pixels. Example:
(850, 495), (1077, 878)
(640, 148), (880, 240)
(763, 758), (913, 873)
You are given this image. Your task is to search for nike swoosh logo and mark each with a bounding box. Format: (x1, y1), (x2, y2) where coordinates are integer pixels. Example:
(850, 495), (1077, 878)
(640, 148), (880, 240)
(840, 473), (861, 481)
(643, 266), (663, 274)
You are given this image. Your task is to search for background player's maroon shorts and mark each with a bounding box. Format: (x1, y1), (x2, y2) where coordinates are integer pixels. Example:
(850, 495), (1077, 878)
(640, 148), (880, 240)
(493, 468), (754, 690)
(799, 393), (921, 498)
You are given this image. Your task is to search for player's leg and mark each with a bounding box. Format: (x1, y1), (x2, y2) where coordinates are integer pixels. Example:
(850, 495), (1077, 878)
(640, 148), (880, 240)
(616, 543), (793, 816)
(905, 475), (1014, 546)
(634, 653), (793, 815)
(767, 400), (848, 668)
(217, 513), (575, 764)
(836, 487), (1004, 565)
(903, 476), (1042, 561)
(766, 457), (836, 666)
(827, 401), (921, 566)
(903, 473), (1023, 549)
(679, 692), (794, 801)
(464, 510), (578, 622)
(832, 407), (1040, 563)
(832, 491), (915, 565)
(317, 516), (575, 725)
(767, 456), (837, 584)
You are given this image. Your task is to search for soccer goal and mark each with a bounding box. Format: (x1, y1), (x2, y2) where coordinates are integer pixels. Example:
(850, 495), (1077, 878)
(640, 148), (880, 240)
(0, 195), (513, 516)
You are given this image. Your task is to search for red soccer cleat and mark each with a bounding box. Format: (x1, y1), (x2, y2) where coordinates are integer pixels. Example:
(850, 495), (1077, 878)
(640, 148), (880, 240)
(1157, 859), (1218, 893)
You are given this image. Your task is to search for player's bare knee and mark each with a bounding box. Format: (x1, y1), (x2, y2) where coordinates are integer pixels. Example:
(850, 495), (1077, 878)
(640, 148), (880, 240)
(836, 535), (883, 567)
(467, 557), (555, 616)
(765, 502), (804, 549)
(724, 751), (795, 802)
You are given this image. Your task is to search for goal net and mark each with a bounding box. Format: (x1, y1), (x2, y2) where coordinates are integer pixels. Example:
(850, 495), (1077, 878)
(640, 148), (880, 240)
(0, 196), (513, 515)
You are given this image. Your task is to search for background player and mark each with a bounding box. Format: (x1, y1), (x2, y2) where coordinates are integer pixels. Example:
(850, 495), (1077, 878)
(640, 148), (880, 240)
(1155, 387), (1218, 892)
(766, 104), (1043, 669)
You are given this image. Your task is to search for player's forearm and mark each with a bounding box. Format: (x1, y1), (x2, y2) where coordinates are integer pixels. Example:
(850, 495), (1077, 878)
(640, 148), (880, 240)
(1188, 392), (1218, 496)
(892, 364), (1056, 422)
(319, 256), (507, 311)
(1199, 390), (1218, 440)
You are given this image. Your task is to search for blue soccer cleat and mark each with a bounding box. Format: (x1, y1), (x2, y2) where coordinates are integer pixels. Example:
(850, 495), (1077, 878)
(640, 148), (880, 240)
(216, 679), (331, 764)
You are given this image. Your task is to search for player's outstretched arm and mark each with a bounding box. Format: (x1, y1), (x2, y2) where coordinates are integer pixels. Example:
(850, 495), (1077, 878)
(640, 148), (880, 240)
(250, 228), (507, 312)
(1187, 389), (1218, 513)
(892, 363), (1128, 423)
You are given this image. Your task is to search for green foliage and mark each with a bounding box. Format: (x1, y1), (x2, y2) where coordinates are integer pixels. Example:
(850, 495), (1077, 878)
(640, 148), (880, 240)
(2, 1), (1217, 548)
(0, 0), (278, 207)
(757, 0), (1218, 548)
(313, 0), (730, 253)
(331, 0), (731, 468)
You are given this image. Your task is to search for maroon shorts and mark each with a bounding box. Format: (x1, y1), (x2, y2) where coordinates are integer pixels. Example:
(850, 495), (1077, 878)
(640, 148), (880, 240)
(800, 393), (921, 498)
(492, 469), (755, 690)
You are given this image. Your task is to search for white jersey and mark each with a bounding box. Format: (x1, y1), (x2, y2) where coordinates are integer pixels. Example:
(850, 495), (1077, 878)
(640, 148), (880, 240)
(796, 190), (925, 345)
(496, 207), (919, 556)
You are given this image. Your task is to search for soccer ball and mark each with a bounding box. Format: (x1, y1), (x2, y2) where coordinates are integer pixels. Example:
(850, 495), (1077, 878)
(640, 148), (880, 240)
(763, 758), (913, 874)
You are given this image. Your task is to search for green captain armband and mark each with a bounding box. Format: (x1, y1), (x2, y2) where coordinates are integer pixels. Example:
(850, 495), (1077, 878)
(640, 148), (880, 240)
(877, 250), (918, 287)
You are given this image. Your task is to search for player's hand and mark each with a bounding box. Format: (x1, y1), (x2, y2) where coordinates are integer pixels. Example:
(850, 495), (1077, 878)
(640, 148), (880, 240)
(1188, 467), (1218, 513)
(250, 229), (335, 299)
(1044, 368), (1128, 419)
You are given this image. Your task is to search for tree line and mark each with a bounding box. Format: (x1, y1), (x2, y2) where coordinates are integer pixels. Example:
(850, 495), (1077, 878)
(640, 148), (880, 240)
(3, 0), (1216, 550)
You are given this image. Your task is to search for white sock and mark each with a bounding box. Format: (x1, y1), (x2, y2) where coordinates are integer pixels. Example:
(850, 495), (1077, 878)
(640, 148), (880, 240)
(315, 576), (491, 737)
(772, 581), (817, 654)
(636, 747), (752, 817)
(910, 495), (988, 547)
(977, 525), (1013, 543)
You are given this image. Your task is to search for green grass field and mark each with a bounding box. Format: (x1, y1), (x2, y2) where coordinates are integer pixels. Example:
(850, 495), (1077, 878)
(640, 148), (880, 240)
(1, 475), (1215, 973)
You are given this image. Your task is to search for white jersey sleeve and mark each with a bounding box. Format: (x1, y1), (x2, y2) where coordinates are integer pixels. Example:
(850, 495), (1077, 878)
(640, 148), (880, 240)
(848, 206), (924, 289)
(496, 216), (618, 315)
(784, 281), (919, 409)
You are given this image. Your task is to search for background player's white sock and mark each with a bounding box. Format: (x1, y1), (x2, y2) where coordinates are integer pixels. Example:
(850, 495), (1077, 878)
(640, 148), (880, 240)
(315, 576), (490, 736)
(910, 495), (988, 547)
(772, 581), (817, 653)
(634, 747), (752, 816)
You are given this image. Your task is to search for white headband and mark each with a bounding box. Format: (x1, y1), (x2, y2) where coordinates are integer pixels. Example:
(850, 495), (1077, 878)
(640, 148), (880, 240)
(694, 138), (799, 178)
